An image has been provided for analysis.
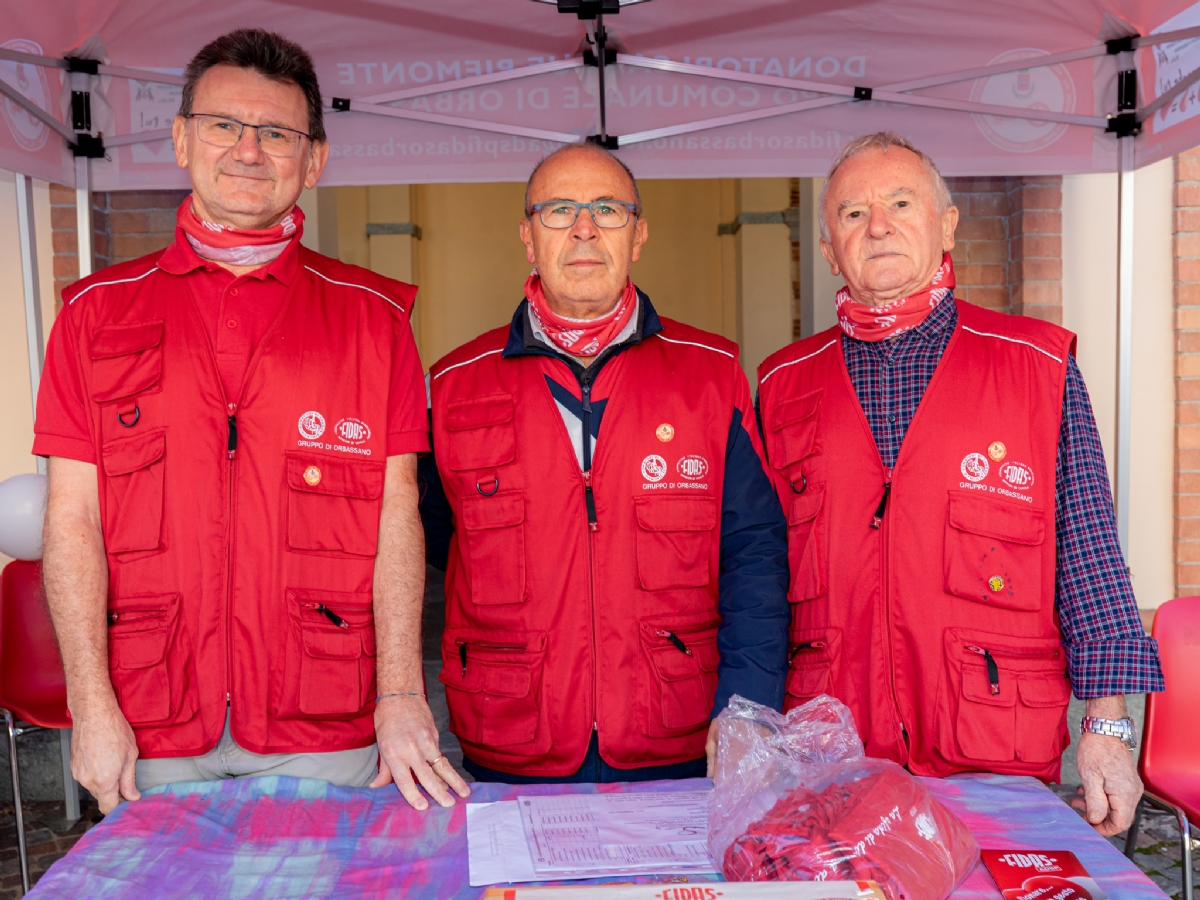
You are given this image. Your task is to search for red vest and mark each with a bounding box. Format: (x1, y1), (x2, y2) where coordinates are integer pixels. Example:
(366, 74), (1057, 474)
(60, 248), (416, 757)
(756, 300), (1075, 780)
(430, 317), (749, 776)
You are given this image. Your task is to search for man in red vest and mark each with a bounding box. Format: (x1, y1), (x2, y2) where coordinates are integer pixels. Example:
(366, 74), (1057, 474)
(35, 29), (468, 814)
(757, 132), (1163, 835)
(419, 143), (790, 782)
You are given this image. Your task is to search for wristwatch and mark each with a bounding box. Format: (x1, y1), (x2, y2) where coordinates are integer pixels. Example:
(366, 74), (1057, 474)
(1079, 716), (1138, 750)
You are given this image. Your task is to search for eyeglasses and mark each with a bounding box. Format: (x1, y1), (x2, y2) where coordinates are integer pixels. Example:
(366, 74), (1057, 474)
(185, 114), (311, 158)
(529, 199), (639, 229)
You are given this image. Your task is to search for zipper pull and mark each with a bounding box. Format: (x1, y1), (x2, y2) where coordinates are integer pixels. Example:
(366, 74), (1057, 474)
(870, 481), (891, 529)
(581, 382), (592, 413)
(459, 642), (468, 675)
(108, 612), (119, 625)
(966, 645), (1001, 695)
(656, 629), (692, 656)
(316, 604), (349, 629)
(227, 414), (239, 459)
(789, 639), (826, 662)
(583, 470), (598, 531)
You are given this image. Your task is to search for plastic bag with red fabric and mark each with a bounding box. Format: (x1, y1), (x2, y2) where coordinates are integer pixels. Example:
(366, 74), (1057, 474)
(709, 695), (979, 900)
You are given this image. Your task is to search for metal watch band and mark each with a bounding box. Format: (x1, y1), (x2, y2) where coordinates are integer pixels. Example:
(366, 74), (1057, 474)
(1079, 715), (1138, 749)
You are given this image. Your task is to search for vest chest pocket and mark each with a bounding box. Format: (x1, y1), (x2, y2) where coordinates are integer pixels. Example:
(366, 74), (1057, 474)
(787, 483), (827, 602)
(101, 429), (167, 555)
(638, 617), (721, 737)
(939, 628), (1071, 767)
(89, 320), (164, 403)
(634, 496), (718, 591)
(275, 589), (376, 720)
(439, 629), (548, 748)
(285, 453), (385, 558)
(459, 491), (526, 606)
(944, 493), (1046, 612)
(784, 626), (843, 712)
(768, 389), (822, 474)
(444, 393), (516, 471)
(107, 593), (197, 727)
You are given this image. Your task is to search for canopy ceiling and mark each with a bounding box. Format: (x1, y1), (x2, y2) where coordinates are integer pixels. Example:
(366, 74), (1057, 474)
(3, 0), (1200, 188)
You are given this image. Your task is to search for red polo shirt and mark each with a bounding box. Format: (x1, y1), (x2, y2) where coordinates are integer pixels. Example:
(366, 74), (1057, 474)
(34, 230), (429, 462)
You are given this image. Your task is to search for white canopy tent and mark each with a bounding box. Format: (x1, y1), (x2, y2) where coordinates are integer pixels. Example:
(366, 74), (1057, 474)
(5, 0), (1200, 553)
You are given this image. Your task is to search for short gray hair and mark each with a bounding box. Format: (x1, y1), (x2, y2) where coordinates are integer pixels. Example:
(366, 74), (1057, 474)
(817, 132), (953, 242)
(524, 141), (642, 218)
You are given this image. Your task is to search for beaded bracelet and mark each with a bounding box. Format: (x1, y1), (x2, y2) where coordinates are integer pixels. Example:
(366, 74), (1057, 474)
(375, 691), (427, 702)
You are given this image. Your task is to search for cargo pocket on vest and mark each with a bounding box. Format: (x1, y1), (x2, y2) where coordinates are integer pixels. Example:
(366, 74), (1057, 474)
(767, 389), (823, 472)
(276, 589), (376, 719)
(944, 492), (1046, 612)
(89, 320), (164, 403)
(784, 626), (841, 711)
(786, 484), (827, 602)
(634, 496), (718, 591)
(460, 491), (525, 605)
(285, 452), (385, 558)
(101, 429), (167, 555)
(444, 393), (516, 471)
(638, 617), (720, 737)
(439, 629), (548, 747)
(107, 593), (197, 727)
(940, 628), (1070, 767)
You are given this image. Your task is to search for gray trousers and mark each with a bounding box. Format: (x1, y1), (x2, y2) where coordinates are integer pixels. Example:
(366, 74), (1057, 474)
(135, 709), (378, 791)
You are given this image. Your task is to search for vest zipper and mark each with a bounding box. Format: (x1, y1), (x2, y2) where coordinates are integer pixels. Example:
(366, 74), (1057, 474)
(456, 640), (527, 675)
(965, 645), (1002, 695)
(315, 604), (349, 629)
(227, 414), (238, 459)
(107, 608), (165, 625)
(581, 381), (598, 531)
(877, 464), (907, 757)
(870, 481), (891, 530)
(576, 368), (601, 737)
(656, 629), (692, 656)
(789, 639), (826, 662)
(224, 401), (238, 710)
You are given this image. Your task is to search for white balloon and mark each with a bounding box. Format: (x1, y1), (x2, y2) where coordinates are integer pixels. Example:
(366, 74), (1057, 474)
(0, 473), (49, 561)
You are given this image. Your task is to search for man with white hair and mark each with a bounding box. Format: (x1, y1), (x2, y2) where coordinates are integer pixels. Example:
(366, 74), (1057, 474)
(757, 132), (1162, 836)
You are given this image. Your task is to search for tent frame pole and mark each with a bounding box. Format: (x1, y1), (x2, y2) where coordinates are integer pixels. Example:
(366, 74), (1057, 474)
(75, 157), (92, 279)
(1115, 137), (1134, 557)
(16, 173), (45, 473)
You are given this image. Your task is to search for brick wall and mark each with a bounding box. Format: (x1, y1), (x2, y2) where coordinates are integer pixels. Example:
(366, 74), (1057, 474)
(1173, 148), (1200, 594)
(946, 175), (1063, 324)
(48, 187), (188, 308)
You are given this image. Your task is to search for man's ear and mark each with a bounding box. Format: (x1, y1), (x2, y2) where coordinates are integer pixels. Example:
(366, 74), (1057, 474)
(172, 116), (189, 169)
(819, 237), (841, 276)
(941, 204), (959, 253)
(304, 141), (330, 190)
(630, 216), (648, 265)
(519, 217), (537, 266)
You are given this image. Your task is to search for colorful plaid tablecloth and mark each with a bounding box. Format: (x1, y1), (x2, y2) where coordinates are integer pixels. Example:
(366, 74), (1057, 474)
(26, 773), (1165, 900)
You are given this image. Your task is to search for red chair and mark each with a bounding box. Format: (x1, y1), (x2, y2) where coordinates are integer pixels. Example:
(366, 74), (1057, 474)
(0, 559), (72, 896)
(1123, 595), (1199, 900)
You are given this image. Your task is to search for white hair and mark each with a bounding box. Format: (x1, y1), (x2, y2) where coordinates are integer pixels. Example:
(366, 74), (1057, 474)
(817, 132), (954, 242)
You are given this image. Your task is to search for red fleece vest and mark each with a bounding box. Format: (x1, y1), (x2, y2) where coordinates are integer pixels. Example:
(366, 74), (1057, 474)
(61, 249), (415, 757)
(430, 319), (749, 776)
(757, 300), (1076, 780)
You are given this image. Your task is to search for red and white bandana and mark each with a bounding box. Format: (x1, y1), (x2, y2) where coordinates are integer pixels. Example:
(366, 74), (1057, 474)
(525, 271), (637, 357)
(835, 252), (955, 342)
(177, 197), (302, 268)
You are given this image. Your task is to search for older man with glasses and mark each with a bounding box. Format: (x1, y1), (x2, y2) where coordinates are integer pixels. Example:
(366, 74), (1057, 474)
(419, 142), (790, 783)
(34, 28), (468, 814)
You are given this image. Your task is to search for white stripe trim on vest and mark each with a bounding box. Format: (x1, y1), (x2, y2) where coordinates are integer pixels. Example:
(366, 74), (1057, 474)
(304, 265), (406, 313)
(759, 338), (838, 384)
(654, 333), (735, 358)
(67, 266), (157, 305)
(961, 326), (1063, 364)
(433, 348), (504, 379)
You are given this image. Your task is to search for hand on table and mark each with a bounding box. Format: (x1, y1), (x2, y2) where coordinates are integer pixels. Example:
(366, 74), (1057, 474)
(71, 700), (140, 814)
(1071, 732), (1142, 836)
(705, 720), (719, 778)
(371, 695), (471, 810)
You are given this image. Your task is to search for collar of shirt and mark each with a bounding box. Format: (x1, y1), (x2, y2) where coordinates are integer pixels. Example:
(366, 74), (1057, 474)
(843, 292), (959, 358)
(157, 224), (301, 286)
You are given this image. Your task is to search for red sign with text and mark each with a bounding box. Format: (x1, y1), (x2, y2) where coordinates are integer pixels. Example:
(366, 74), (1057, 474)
(981, 850), (1109, 900)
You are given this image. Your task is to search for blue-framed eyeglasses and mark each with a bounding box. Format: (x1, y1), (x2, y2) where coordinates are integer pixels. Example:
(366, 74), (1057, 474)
(529, 199), (639, 229)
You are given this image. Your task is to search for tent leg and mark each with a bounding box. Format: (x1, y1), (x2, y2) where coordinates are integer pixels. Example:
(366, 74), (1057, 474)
(59, 728), (79, 824)
(1114, 135), (1134, 557)
(16, 173), (44, 475)
(75, 156), (92, 280)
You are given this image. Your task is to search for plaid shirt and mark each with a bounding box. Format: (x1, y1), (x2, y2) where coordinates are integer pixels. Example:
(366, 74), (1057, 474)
(843, 298), (1163, 698)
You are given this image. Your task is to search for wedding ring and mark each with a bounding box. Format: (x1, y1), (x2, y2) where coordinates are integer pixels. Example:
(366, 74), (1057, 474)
(429, 755), (449, 767)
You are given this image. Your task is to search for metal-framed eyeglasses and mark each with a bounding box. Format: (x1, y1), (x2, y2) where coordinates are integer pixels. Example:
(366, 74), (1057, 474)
(529, 199), (639, 229)
(185, 114), (312, 158)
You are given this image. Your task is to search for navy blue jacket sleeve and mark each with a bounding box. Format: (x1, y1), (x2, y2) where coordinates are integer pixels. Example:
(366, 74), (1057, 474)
(712, 407), (791, 715)
(418, 436), (454, 571)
